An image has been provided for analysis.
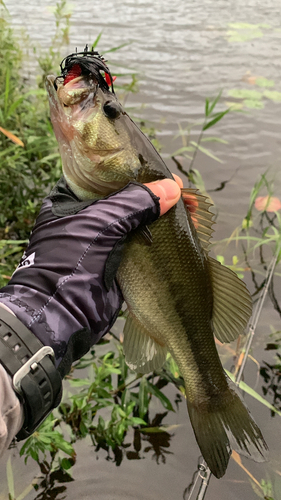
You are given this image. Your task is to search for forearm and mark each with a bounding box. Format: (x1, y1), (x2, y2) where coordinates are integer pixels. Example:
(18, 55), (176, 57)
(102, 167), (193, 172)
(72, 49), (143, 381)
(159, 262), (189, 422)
(0, 178), (180, 453)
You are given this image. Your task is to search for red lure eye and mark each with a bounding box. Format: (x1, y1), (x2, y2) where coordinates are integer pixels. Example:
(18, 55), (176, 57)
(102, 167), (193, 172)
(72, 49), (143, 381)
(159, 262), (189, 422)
(104, 72), (117, 86)
(64, 64), (82, 85)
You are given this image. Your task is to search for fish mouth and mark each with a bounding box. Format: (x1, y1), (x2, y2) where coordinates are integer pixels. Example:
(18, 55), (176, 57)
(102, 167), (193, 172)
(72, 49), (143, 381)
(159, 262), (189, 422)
(45, 75), (58, 93)
(46, 75), (123, 156)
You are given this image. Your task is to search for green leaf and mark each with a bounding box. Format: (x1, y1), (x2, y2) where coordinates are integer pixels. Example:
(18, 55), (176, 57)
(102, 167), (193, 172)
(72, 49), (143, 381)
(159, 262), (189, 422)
(38, 435), (52, 445)
(205, 97), (209, 117)
(37, 153), (60, 163)
(69, 377), (90, 387)
(19, 440), (30, 457)
(4, 66), (10, 116)
(129, 417), (147, 426)
(166, 356), (181, 379)
(263, 90), (281, 102)
(243, 99), (264, 109)
(147, 381), (174, 411)
(202, 109), (230, 131)
(91, 32), (102, 49)
(190, 141), (223, 163)
(225, 370), (281, 416)
(227, 30), (263, 42)
(0, 239), (28, 246)
(138, 377), (149, 419)
(201, 137), (228, 144)
(116, 421), (126, 441)
(228, 22), (263, 30)
(208, 90), (222, 115)
(103, 42), (131, 54)
(56, 438), (75, 456)
(232, 255), (238, 265)
(255, 77), (275, 88)
(60, 458), (73, 471)
(79, 421), (88, 436)
(101, 367), (121, 377)
(7, 89), (45, 118)
(96, 388), (112, 399)
(98, 415), (105, 431)
(117, 407), (127, 418)
(30, 449), (38, 462)
(121, 388), (131, 409)
(172, 146), (195, 156)
(216, 255), (225, 265)
(225, 101), (244, 111)
(228, 89), (263, 100)
(140, 424), (181, 433)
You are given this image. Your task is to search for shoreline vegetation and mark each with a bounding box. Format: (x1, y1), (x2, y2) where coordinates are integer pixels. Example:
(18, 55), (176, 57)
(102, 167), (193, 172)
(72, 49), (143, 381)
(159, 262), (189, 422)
(1, 2), (281, 499)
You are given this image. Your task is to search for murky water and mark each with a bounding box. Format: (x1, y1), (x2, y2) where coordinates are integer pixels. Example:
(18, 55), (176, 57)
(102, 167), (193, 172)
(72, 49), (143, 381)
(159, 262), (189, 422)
(1, 1), (281, 499)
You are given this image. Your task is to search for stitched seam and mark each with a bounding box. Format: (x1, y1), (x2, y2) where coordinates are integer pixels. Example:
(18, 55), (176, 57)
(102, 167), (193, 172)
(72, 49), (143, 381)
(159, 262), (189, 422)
(28, 207), (153, 327)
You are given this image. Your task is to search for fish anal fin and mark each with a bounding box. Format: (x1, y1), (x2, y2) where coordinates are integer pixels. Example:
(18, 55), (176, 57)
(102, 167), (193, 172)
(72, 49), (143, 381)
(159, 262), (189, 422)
(181, 188), (215, 252)
(123, 313), (167, 374)
(208, 256), (252, 343)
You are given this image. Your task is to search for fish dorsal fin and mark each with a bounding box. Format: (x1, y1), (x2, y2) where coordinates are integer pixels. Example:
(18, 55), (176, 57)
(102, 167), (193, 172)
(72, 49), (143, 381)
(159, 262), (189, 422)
(181, 188), (215, 252)
(123, 313), (167, 373)
(208, 256), (252, 343)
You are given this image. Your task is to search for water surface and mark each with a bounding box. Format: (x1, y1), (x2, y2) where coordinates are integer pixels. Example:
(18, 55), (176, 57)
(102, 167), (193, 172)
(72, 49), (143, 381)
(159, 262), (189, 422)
(1, 1), (281, 499)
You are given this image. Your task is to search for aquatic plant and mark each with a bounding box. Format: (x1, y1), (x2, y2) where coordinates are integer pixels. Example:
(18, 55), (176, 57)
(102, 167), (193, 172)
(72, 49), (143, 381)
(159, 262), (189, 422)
(226, 22), (271, 43)
(171, 91), (230, 190)
(170, 89), (281, 498)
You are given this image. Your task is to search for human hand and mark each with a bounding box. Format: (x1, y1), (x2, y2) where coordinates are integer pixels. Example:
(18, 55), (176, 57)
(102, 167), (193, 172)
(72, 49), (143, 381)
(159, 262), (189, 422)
(145, 174), (182, 215)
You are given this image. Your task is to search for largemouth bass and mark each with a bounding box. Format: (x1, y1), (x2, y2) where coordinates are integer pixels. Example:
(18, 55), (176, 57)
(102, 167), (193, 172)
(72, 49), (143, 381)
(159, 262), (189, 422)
(46, 48), (268, 478)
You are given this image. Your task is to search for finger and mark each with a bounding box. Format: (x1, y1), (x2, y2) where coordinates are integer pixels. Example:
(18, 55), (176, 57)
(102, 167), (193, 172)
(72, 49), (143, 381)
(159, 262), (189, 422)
(145, 179), (181, 216)
(172, 173), (184, 189)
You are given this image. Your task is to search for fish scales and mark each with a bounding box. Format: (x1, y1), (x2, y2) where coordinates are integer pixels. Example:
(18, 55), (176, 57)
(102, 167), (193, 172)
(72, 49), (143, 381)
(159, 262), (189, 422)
(117, 201), (225, 404)
(46, 48), (268, 478)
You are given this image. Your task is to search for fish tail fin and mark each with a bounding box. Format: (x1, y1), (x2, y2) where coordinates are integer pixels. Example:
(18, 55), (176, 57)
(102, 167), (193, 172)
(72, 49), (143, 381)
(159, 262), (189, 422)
(186, 379), (268, 478)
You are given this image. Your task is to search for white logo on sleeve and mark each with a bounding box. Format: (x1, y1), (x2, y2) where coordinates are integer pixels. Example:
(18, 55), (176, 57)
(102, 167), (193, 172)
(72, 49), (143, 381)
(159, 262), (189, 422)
(13, 251), (35, 275)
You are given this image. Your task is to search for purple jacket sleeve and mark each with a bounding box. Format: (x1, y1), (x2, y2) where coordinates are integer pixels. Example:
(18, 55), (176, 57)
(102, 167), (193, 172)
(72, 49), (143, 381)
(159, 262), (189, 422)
(0, 182), (160, 369)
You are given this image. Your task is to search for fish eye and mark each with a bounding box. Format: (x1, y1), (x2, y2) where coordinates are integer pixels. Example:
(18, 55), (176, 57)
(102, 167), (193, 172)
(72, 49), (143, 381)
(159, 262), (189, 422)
(103, 100), (121, 120)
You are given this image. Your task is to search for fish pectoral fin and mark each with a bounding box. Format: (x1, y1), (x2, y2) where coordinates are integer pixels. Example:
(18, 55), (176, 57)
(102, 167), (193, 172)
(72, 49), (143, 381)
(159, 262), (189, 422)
(133, 225), (153, 246)
(209, 256), (253, 343)
(181, 188), (215, 252)
(123, 313), (167, 374)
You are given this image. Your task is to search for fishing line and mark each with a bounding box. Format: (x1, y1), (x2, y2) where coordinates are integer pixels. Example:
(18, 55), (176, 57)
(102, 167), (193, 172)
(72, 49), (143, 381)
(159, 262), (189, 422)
(236, 242), (281, 385)
(185, 241), (280, 500)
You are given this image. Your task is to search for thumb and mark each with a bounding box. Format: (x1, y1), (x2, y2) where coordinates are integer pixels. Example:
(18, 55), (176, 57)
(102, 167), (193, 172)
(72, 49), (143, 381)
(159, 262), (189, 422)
(145, 178), (182, 215)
